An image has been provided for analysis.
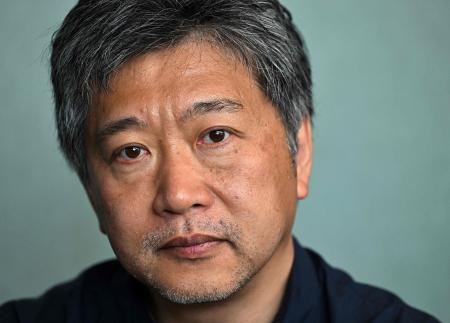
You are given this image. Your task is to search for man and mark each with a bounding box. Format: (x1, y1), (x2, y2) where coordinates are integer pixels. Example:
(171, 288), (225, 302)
(0, 0), (440, 322)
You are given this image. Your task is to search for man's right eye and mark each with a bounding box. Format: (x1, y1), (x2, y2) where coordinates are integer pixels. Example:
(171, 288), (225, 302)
(115, 145), (148, 162)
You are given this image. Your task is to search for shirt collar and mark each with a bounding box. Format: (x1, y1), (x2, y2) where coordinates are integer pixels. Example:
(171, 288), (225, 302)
(273, 237), (328, 323)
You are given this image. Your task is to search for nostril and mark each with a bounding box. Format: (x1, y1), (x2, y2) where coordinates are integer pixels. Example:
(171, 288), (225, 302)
(160, 203), (203, 216)
(163, 209), (178, 216)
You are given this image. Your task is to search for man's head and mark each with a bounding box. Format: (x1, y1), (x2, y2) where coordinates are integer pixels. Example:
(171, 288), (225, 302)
(51, 0), (313, 305)
(51, 0), (313, 182)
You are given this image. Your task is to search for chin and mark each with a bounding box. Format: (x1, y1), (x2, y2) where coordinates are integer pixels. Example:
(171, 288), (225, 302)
(140, 257), (257, 304)
(149, 272), (253, 305)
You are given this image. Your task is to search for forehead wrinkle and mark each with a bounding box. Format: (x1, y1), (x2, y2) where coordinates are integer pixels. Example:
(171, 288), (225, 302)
(179, 98), (243, 124)
(95, 116), (148, 145)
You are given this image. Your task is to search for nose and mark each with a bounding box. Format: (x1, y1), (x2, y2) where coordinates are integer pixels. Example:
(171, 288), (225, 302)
(152, 147), (214, 216)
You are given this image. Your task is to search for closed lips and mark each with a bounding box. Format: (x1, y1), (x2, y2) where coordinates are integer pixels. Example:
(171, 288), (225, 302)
(160, 234), (223, 249)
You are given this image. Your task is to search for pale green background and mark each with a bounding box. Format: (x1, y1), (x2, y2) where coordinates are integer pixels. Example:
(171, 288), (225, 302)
(0, 0), (448, 321)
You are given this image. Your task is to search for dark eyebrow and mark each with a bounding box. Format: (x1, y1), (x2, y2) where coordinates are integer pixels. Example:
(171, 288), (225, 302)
(95, 99), (242, 144)
(96, 116), (148, 144)
(180, 98), (243, 123)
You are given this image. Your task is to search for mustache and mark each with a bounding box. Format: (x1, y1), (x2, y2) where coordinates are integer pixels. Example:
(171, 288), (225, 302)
(142, 219), (241, 251)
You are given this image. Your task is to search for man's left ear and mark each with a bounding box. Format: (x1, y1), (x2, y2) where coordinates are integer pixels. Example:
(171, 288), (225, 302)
(296, 118), (313, 200)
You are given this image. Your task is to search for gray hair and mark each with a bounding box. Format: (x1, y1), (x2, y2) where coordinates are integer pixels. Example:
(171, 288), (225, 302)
(51, 0), (313, 182)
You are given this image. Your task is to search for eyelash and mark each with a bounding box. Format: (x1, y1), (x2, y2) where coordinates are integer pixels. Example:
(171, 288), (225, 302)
(198, 128), (232, 145)
(113, 144), (149, 163)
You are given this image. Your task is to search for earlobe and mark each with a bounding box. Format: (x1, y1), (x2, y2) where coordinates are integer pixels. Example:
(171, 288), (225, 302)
(296, 119), (313, 200)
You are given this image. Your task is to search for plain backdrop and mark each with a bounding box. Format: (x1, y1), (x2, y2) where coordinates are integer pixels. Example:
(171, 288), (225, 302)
(0, 0), (449, 321)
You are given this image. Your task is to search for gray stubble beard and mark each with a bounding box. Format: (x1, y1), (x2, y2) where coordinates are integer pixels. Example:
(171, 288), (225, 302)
(137, 218), (262, 305)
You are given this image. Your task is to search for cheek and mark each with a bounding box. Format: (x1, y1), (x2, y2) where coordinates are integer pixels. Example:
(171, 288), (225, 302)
(216, 141), (297, 235)
(91, 172), (154, 244)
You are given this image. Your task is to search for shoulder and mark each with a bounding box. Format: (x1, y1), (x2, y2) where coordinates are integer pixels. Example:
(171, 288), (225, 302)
(305, 248), (441, 323)
(0, 260), (124, 323)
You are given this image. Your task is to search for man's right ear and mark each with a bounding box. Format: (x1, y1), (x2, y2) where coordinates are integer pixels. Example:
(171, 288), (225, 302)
(295, 118), (313, 200)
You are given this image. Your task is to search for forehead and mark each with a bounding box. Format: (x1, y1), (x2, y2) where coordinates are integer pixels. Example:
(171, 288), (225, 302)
(92, 41), (266, 120)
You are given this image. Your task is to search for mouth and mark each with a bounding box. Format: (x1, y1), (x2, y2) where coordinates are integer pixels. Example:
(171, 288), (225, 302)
(159, 234), (225, 259)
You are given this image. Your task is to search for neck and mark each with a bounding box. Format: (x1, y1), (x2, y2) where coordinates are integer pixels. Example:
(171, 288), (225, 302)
(149, 236), (294, 323)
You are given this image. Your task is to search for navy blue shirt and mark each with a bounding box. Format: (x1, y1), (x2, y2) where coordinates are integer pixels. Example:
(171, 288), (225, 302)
(0, 239), (440, 322)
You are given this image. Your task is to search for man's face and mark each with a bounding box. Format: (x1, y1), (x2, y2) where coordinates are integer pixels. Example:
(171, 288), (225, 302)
(84, 41), (311, 303)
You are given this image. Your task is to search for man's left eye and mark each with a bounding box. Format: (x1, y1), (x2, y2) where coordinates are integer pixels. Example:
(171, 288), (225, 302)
(201, 129), (230, 144)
